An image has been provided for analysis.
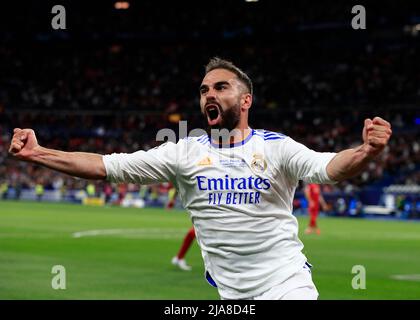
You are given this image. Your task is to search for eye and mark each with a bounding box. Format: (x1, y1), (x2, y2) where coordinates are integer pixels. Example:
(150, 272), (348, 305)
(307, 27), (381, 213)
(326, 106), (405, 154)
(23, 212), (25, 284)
(200, 87), (208, 95)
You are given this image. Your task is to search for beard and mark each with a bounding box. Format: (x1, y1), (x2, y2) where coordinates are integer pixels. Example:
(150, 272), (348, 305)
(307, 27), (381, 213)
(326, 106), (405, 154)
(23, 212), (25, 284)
(203, 103), (241, 136)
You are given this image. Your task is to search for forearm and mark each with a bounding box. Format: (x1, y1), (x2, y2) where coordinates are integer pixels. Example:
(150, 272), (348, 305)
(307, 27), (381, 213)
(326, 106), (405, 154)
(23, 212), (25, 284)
(326, 144), (373, 182)
(30, 146), (107, 180)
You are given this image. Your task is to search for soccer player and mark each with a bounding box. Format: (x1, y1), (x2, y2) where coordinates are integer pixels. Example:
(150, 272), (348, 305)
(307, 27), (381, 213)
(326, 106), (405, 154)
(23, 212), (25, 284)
(165, 184), (195, 271)
(165, 183), (178, 209)
(165, 185), (195, 271)
(304, 183), (327, 235)
(171, 227), (196, 271)
(8, 57), (392, 300)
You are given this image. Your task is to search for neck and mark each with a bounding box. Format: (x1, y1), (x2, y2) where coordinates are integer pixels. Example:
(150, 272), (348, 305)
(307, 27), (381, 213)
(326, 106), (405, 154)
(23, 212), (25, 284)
(231, 116), (250, 143)
(211, 119), (251, 146)
(229, 126), (251, 144)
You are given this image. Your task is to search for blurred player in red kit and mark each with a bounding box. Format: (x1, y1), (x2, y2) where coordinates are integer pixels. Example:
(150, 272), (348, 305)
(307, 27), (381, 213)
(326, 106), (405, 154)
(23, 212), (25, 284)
(165, 183), (196, 271)
(304, 183), (328, 235)
(165, 183), (177, 209)
(171, 227), (196, 271)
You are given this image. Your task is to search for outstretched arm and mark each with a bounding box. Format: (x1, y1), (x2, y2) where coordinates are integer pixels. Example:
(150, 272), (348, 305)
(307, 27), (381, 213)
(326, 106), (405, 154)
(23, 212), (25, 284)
(8, 128), (106, 180)
(326, 117), (392, 182)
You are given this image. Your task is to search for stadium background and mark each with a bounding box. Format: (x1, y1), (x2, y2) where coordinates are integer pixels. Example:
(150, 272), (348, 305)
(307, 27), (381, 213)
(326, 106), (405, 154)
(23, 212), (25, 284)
(0, 0), (419, 299)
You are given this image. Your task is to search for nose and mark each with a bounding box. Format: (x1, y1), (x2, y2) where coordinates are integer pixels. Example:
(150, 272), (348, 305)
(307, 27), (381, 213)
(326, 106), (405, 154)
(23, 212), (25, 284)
(204, 89), (218, 103)
(204, 87), (217, 99)
(201, 93), (217, 112)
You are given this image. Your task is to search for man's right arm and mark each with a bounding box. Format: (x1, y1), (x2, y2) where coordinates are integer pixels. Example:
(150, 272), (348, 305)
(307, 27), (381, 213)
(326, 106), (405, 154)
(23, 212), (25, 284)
(8, 128), (106, 180)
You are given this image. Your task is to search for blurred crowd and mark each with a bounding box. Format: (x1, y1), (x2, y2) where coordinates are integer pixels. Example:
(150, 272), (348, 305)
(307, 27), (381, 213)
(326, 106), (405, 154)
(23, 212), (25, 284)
(0, 0), (419, 204)
(1, 107), (418, 197)
(0, 41), (419, 113)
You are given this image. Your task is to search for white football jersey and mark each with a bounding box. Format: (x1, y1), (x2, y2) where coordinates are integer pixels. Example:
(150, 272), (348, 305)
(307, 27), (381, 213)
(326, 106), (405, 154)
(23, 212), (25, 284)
(103, 129), (337, 299)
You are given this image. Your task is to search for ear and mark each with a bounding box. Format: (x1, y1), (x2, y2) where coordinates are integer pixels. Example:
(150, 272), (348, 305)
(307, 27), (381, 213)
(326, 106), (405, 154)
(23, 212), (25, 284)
(241, 93), (252, 110)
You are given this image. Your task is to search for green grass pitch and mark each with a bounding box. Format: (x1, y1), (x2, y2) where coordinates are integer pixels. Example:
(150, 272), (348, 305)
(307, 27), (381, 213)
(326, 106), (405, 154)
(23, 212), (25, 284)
(1, 201), (420, 300)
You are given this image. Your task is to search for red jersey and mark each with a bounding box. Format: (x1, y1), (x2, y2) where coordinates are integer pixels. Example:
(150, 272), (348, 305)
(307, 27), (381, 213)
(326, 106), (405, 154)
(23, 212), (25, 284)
(306, 184), (321, 210)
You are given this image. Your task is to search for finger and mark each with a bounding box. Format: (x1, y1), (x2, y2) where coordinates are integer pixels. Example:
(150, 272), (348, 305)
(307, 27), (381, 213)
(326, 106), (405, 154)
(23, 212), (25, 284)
(9, 143), (22, 154)
(12, 138), (24, 147)
(367, 124), (393, 134)
(16, 131), (28, 141)
(363, 119), (372, 141)
(369, 129), (391, 137)
(20, 129), (35, 141)
(368, 136), (388, 147)
(364, 119), (374, 133)
(372, 117), (391, 128)
(368, 131), (391, 140)
(13, 128), (21, 134)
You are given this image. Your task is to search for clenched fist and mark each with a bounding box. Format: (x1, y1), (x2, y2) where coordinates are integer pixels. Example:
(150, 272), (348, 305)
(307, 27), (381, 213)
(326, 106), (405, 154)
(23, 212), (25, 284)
(362, 117), (392, 158)
(8, 128), (40, 161)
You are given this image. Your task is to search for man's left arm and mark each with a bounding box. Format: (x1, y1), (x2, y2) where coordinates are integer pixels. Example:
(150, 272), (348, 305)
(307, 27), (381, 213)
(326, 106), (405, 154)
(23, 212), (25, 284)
(326, 117), (392, 182)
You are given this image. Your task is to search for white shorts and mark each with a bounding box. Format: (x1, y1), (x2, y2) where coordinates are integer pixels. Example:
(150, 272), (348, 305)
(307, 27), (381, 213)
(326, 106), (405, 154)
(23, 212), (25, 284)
(252, 263), (319, 300)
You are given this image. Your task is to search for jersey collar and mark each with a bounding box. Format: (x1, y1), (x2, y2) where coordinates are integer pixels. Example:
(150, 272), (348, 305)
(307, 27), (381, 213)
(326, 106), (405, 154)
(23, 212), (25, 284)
(209, 128), (254, 148)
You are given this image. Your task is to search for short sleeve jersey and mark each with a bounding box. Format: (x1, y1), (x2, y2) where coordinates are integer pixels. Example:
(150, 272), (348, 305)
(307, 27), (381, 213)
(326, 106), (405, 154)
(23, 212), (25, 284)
(103, 129), (337, 299)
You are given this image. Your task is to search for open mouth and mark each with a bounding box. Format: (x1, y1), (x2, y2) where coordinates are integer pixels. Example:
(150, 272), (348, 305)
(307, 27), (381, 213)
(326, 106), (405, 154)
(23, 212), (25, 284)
(205, 104), (222, 126)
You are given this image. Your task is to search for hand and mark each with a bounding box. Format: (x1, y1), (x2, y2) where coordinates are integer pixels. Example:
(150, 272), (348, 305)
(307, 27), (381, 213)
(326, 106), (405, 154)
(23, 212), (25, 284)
(8, 128), (40, 161)
(362, 117), (392, 158)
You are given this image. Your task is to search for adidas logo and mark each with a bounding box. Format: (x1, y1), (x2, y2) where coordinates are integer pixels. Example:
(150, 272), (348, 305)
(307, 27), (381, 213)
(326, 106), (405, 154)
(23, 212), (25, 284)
(197, 156), (212, 166)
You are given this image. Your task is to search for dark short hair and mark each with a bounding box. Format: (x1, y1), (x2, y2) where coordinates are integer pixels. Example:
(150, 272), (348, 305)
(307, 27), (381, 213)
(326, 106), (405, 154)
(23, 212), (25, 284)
(205, 57), (253, 95)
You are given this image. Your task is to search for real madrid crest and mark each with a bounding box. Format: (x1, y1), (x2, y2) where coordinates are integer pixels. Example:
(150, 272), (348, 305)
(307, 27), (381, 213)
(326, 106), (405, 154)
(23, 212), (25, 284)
(250, 153), (267, 173)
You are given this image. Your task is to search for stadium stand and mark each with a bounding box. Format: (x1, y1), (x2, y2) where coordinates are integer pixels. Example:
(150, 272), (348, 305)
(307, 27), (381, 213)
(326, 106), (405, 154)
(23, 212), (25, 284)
(0, 0), (419, 218)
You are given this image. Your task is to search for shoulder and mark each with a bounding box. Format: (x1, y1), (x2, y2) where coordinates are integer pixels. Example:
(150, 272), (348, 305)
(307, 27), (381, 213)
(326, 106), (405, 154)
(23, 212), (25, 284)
(180, 134), (210, 146)
(252, 129), (287, 142)
(150, 134), (209, 151)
